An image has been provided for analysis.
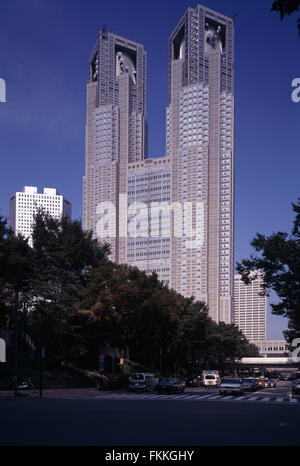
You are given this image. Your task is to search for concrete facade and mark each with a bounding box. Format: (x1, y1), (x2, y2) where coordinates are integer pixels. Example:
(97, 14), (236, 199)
(83, 4), (235, 323)
(234, 271), (267, 342)
(9, 186), (71, 247)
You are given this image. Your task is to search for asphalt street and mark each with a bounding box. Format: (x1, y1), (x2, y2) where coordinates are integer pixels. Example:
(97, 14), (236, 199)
(0, 382), (299, 446)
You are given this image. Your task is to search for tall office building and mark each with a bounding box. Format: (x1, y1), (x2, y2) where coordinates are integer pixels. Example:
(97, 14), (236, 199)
(83, 30), (147, 264)
(9, 186), (72, 246)
(167, 5), (234, 323)
(234, 272), (267, 342)
(83, 4), (234, 323)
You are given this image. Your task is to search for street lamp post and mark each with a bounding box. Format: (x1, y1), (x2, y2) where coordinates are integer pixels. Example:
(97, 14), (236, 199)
(14, 285), (19, 397)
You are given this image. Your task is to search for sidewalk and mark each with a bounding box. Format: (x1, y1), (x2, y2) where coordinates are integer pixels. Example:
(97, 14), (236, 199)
(0, 387), (101, 399)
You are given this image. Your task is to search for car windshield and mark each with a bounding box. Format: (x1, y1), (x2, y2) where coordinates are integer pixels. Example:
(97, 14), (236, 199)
(242, 379), (253, 383)
(160, 378), (175, 384)
(222, 378), (240, 383)
(130, 373), (145, 381)
(166, 378), (176, 384)
(205, 375), (216, 380)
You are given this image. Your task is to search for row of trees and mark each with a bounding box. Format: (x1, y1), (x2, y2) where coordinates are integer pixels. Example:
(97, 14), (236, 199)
(237, 199), (300, 344)
(0, 211), (258, 375)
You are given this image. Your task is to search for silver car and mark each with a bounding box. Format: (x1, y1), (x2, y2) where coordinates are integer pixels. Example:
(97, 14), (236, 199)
(263, 379), (271, 388)
(219, 378), (244, 396)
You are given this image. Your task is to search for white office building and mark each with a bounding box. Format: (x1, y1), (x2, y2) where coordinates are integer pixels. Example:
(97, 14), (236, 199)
(234, 271), (267, 342)
(9, 186), (72, 246)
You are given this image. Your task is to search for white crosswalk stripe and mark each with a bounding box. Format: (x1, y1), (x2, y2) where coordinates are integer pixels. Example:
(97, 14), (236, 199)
(91, 392), (300, 405)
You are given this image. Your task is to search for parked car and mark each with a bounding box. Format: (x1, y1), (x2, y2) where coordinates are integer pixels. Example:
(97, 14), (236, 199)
(219, 378), (244, 396)
(202, 373), (221, 387)
(292, 380), (300, 395)
(128, 372), (157, 392)
(156, 377), (185, 394)
(241, 378), (256, 392)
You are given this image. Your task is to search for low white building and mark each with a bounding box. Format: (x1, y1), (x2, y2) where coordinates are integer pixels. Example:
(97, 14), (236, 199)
(254, 340), (289, 357)
(9, 186), (71, 246)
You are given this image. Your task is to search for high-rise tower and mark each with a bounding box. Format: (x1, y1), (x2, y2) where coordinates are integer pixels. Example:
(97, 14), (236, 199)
(83, 29), (147, 263)
(167, 5), (234, 323)
(83, 4), (235, 324)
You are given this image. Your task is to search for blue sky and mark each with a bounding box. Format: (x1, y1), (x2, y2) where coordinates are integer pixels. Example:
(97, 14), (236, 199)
(1, 0), (299, 339)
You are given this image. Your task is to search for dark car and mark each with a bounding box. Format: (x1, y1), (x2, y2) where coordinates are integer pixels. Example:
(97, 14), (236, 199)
(156, 377), (185, 394)
(242, 378), (256, 392)
(186, 375), (202, 387)
(292, 380), (300, 395)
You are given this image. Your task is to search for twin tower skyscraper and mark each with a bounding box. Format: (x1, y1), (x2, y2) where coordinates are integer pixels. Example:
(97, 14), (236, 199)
(83, 4), (235, 324)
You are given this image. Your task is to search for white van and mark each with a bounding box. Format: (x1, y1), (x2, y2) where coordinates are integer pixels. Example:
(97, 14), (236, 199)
(128, 372), (157, 392)
(202, 373), (221, 387)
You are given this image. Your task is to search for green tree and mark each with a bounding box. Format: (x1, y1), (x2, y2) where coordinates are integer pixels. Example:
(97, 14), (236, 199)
(237, 198), (300, 343)
(24, 211), (110, 365)
(271, 0), (300, 35)
(0, 216), (34, 330)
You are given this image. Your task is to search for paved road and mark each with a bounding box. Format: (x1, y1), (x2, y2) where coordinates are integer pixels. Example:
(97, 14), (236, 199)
(0, 393), (299, 446)
(65, 381), (300, 406)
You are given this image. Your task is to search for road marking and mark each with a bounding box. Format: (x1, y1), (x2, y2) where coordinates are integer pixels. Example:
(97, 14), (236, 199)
(92, 391), (299, 405)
